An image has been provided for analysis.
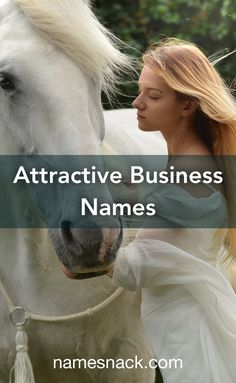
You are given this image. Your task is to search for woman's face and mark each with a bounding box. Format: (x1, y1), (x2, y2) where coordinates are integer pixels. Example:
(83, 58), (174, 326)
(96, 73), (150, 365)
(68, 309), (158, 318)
(132, 65), (187, 133)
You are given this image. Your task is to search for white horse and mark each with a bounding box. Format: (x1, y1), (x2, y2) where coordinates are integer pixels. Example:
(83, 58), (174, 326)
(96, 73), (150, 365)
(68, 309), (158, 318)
(0, 1), (166, 382)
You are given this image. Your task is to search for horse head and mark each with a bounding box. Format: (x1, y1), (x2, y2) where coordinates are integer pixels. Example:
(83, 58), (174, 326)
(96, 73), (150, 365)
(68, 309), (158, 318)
(0, 0), (130, 278)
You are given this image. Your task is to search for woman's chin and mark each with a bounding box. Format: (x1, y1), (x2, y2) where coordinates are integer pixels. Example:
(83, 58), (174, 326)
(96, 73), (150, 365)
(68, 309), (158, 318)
(138, 121), (148, 131)
(138, 123), (157, 132)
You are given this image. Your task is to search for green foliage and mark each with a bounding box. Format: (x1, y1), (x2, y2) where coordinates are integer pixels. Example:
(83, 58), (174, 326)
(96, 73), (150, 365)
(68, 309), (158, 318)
(93, 0), (236, 109)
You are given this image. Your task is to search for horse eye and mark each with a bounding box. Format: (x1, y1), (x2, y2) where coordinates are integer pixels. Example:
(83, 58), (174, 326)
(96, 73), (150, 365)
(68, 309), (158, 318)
(0, 72), (16, 91)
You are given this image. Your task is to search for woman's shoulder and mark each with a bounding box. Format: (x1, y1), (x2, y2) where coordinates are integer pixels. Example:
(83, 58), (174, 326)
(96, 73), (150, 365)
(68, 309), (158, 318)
(144, 181), (227, 229)
(167, 154), (224, 197)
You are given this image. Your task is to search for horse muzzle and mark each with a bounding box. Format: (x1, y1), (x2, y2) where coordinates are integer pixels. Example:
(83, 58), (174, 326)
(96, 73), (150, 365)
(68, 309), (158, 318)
(49, 222), (122, 279)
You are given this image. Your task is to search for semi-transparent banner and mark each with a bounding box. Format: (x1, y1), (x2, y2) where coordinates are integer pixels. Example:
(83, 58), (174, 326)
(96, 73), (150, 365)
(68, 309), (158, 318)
(0, 155), (233, 228)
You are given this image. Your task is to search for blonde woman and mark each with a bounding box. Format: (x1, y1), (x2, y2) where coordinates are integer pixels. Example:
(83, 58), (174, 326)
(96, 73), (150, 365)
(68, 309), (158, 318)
(109, 39), (236, 382)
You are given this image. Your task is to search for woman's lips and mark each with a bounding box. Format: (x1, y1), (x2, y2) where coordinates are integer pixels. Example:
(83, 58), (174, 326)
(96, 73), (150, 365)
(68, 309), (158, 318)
(137, 114), (146, 119)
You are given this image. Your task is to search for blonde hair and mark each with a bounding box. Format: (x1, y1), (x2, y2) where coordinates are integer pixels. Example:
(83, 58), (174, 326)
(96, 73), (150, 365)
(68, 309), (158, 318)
(15, 0), (131, 95)
(143, 38), (236, 259)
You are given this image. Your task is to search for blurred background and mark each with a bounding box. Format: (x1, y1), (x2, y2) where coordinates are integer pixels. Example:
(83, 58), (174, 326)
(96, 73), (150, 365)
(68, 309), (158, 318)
(93, 0), (236, 109)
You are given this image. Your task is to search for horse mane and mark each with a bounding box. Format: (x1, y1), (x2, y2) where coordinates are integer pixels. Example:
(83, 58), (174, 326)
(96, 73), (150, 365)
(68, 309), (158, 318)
(15, 0), (131, 94)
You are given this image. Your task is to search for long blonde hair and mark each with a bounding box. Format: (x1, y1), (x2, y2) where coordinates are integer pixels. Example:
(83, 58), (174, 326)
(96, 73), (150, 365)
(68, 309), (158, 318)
(143, 38), (236, 259)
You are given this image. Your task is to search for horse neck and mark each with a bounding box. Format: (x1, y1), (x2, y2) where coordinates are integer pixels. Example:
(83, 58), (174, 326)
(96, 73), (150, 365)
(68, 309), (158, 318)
(0, 227), (117, 315)
(0, 172), (117, 315)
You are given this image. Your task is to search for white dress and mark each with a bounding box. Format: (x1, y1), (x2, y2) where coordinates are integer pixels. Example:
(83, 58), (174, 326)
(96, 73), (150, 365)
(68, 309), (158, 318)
(112, 185), (236, 383)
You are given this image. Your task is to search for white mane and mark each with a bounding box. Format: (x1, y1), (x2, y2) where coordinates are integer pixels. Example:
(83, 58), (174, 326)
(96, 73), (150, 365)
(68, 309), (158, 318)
(15, 0), (131, 93)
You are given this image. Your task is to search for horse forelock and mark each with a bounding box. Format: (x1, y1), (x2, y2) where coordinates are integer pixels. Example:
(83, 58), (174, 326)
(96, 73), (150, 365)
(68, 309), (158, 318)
(14, 0), (132, 95)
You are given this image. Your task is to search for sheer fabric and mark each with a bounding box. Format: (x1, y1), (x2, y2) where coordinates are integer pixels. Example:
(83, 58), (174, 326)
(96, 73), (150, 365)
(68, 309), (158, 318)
(112, 187), (236, 382)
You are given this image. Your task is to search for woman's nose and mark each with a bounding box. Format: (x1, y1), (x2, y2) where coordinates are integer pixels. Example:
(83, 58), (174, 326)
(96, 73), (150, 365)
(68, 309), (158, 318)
(132, 95), (145, 110)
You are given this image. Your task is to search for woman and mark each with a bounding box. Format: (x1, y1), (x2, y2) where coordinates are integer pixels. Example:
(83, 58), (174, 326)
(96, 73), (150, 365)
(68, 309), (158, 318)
(108, 38), (236, 382)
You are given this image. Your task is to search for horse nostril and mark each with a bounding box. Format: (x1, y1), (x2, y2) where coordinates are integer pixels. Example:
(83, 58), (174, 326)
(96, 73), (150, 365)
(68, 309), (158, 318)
(58, 223), (121, 270)
(60, 220), (73, 243)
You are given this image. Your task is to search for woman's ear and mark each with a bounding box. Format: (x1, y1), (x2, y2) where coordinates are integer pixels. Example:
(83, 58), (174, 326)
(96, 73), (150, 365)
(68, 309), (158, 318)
(181, 98), (198, 116)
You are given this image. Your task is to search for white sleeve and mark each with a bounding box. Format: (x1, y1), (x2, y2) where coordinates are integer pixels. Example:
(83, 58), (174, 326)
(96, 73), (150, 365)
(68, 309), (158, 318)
(112, 238), (235, 297)
(112, 238), (177, 290)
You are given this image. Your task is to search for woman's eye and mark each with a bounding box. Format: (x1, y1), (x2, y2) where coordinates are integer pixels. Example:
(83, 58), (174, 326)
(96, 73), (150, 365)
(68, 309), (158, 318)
(149, 92), (160, 99)
(0, 72), (16, 92)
